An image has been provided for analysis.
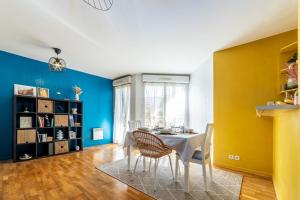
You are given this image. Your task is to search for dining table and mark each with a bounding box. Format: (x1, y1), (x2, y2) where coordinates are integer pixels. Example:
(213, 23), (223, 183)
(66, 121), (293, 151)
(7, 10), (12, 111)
(123, 130), (206, 193)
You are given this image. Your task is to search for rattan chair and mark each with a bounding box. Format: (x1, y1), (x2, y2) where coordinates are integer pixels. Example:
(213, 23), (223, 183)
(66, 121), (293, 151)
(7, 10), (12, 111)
(133, 130), (174, 191)
(128, 120), (142, 131)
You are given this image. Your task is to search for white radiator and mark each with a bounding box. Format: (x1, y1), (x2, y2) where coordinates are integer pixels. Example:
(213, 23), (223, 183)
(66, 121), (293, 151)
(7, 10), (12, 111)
(93, 128), (103, 140)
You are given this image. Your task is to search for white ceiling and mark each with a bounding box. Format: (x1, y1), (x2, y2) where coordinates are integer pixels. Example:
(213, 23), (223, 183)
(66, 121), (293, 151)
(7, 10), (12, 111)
(0, 0), (297, 79)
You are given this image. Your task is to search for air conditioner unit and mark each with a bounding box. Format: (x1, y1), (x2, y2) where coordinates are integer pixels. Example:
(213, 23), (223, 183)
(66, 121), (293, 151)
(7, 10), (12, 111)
(142, 74), (190, 84)
(113, 76), (132, 87)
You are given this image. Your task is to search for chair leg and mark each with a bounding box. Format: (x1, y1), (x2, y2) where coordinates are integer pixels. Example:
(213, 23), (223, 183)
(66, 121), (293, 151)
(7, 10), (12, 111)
(175, 154), (179, 182)
(178, 161), (181, 176)
(208, 158), (213, 180)
(133, 155), (141, 173)
(149, 158), (152, 172)
(154, 158), (159, 191)
(143, 157), (146, 172)
(202, 162), (208, 191)
(168, 155), (174, 180)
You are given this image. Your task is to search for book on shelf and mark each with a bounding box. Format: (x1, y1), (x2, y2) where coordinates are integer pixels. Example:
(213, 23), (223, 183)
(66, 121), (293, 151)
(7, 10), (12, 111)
(38, 116), (53, 128)
(37, 133), (48, 142)
(69, 115), (75, 127)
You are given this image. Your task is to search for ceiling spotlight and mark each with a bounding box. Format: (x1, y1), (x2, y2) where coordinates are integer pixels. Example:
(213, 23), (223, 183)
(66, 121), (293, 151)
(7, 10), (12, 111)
(48, 48), (66, 72)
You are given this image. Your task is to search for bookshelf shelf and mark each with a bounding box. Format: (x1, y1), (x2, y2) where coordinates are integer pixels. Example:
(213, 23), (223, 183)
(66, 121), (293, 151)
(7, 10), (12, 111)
(17, 112), (36, 114)
(17, 142), (36, 145)
(38, 141), (53, 144)
(13, 96), (83, 162)
(16, 127), (36, 130)
(55, 139), (68, 142)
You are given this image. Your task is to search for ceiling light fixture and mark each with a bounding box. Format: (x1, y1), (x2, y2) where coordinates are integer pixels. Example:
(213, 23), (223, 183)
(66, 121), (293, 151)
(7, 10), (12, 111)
(82, 0), (113, 11)
(48, 48), (66, 72)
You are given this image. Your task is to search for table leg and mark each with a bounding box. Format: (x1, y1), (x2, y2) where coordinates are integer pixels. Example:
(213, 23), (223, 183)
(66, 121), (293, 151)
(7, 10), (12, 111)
(175, 154), (179, 182)
(127, 145), (131, 171)
(184, 161), (190, 193)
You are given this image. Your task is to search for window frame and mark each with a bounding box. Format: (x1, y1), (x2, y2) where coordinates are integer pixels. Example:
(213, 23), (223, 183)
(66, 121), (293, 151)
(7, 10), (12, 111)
(143, 82), (189, 128)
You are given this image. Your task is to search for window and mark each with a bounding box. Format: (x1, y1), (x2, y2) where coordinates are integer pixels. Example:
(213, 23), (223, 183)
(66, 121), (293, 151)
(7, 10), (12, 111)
(144, 83), (188, 128)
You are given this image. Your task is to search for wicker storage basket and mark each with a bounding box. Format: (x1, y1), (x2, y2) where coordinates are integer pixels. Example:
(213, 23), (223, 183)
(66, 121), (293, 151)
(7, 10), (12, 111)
(55, 141), (69, 154)
(55, 115), (69, 127)
(38, 100), (53, 113)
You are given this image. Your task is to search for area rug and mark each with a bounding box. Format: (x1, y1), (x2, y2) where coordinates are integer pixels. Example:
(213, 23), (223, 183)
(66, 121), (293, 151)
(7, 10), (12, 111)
(96, 157), (242, 200)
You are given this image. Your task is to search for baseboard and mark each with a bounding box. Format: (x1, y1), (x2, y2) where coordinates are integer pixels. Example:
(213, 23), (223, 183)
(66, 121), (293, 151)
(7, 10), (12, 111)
(213, 162), (272, 179)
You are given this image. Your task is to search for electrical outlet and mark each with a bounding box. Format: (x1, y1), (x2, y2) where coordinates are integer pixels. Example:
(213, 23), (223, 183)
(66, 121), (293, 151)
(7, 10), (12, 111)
(234, 155), (240, 160)
(228, 154), (234, 160)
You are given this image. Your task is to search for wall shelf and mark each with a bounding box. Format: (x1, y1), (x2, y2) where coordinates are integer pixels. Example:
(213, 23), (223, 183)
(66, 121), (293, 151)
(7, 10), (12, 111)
(280, 42), (298, 53)
(280, 88), (298, 94)
(256, 105), (298, 117)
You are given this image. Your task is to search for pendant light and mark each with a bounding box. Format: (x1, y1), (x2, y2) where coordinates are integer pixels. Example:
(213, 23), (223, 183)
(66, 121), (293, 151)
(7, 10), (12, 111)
(82, 0), (113, 11)
(48, 48), (66, 72)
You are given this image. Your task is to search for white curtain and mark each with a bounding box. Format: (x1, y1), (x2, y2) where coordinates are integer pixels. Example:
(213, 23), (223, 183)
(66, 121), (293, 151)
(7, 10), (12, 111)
(113, 84), (131, 145)
(144, 83), (164, 128)
(166, 84), (187, 127)
(144, 83), (187, 128)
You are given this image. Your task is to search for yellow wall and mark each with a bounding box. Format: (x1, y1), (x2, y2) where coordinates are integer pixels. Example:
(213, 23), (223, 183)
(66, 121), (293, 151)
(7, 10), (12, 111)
(273, 111), (300, 200)
(272, 6), (300, 200)
(214, 30), (297, 177)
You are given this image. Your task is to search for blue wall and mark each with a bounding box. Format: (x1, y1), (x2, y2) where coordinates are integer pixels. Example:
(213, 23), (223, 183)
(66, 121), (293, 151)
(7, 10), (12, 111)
(0, 50), (113, 160)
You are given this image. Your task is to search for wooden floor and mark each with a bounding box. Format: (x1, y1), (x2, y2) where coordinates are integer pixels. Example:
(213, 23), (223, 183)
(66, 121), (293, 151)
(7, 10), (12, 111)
(0, 144), (276, 200)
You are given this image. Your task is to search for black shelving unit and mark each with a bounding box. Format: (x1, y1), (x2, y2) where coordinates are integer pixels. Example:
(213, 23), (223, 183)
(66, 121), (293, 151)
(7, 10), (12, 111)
(13, 95), (83, 162)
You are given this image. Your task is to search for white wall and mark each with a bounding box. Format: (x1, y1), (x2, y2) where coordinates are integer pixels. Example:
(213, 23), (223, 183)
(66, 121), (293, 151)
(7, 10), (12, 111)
(189, 55), (213, 133)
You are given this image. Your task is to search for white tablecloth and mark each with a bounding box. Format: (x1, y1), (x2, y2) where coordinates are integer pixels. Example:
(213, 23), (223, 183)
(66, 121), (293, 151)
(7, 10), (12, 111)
(124, 131), (205, 162)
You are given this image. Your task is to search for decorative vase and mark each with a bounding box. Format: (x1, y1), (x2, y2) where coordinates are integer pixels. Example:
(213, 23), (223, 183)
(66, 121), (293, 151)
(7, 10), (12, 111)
(75, 94), (79, 101)
(287, 78), (298, 89)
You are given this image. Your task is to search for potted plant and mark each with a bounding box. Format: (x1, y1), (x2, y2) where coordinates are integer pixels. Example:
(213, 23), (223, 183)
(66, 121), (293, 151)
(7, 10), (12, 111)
(73, 85), (83, 101)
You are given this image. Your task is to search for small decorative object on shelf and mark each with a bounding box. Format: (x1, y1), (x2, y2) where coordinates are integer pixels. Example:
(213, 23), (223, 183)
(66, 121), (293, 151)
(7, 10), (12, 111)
(24, 107), (29, 113)
(20, 116), (32, 128)
(294, 91), (298, 105)
(37, 87), (49, 98)
(19, 153), (32, 161)
(69, 131), (77, 139)
(72, 108), (78, 114)
(45, 115), (51, 127)
(56, 130), (64, 140)
(73, 85), (83, 101)
(14, 84), (36, 96)
(286, 62), (298, 89)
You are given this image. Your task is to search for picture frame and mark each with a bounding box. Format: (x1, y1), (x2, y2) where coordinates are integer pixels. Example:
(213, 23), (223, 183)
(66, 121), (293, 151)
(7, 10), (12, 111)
(14, 84), (36, 97)
(37, 87), (49, 98)
(20, 116), (32, 128)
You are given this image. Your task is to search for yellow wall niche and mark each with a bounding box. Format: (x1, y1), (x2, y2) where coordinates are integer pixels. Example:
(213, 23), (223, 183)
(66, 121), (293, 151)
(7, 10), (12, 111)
(272, 5), (300, 199)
